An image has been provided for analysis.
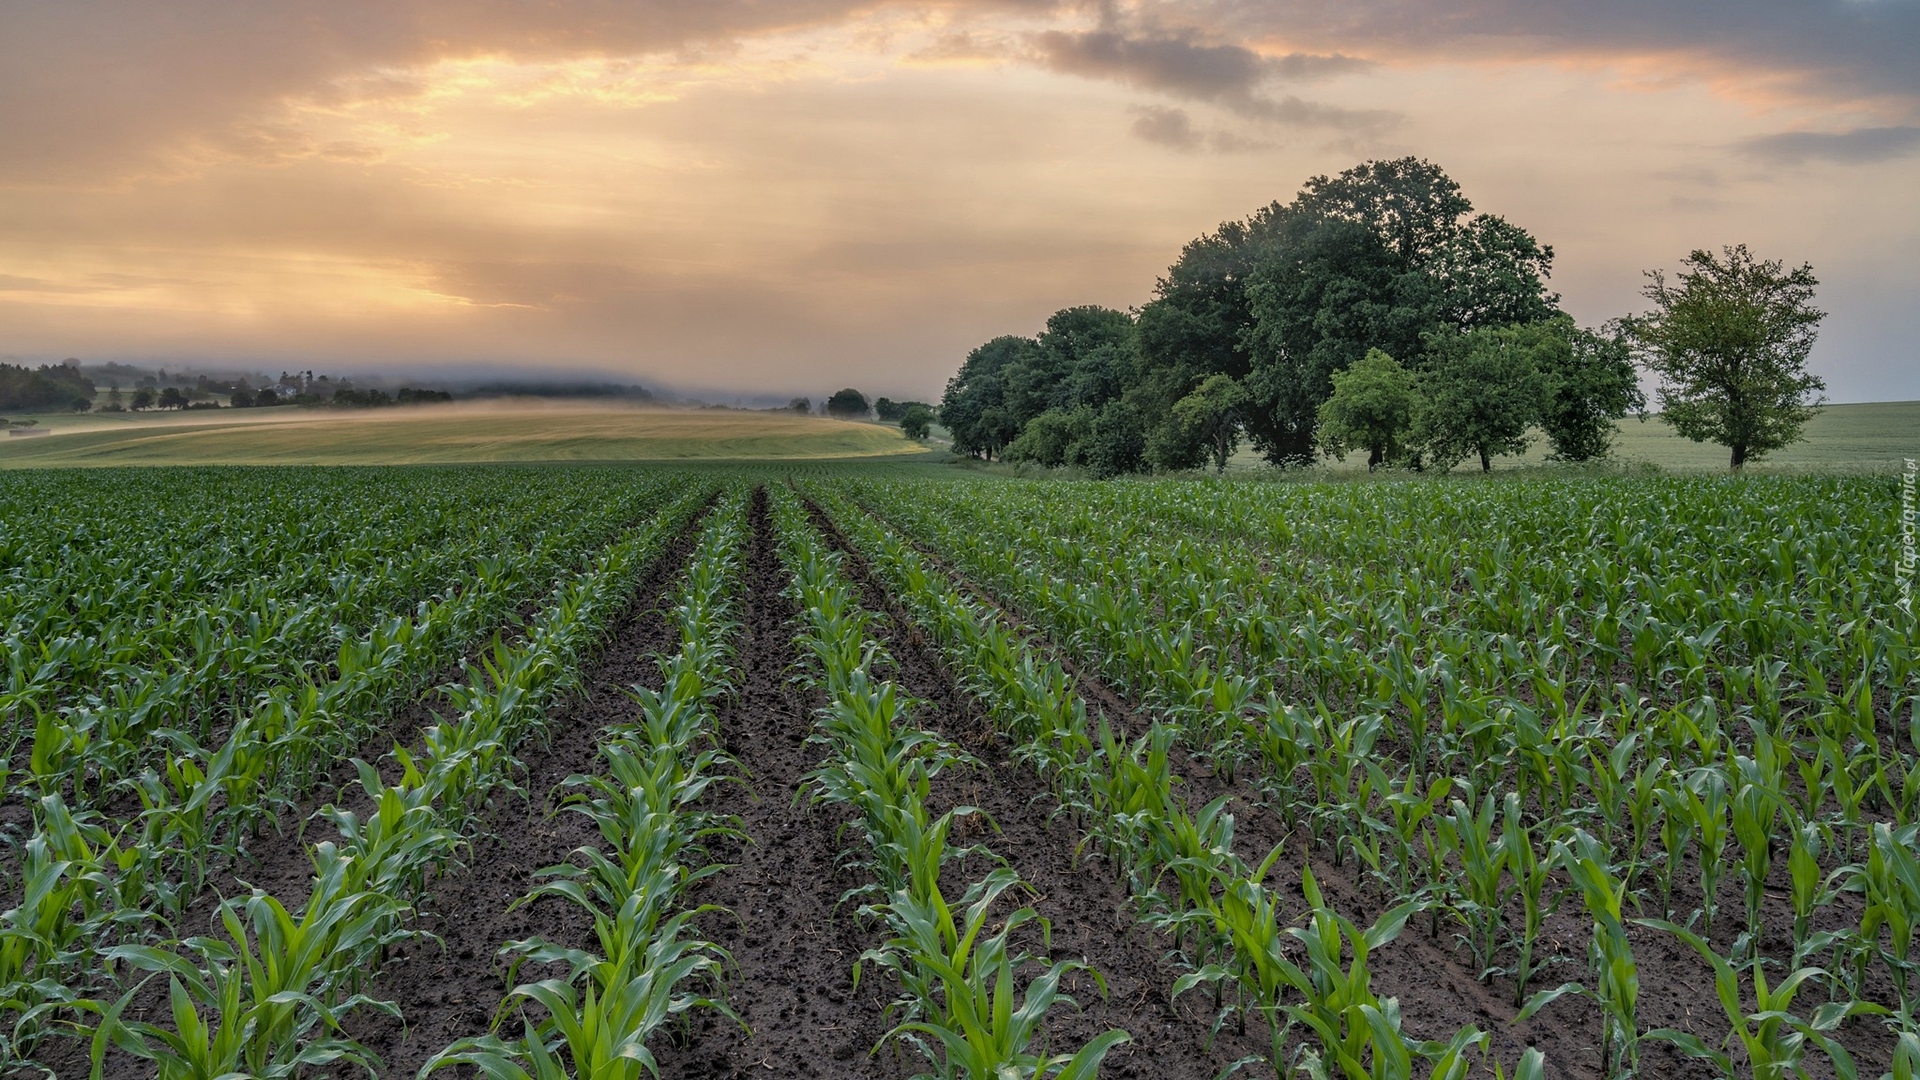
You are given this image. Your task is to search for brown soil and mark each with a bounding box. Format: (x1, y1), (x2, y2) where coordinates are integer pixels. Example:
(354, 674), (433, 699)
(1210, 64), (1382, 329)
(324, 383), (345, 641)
(798, 493), (1272, 1080)
(31, 508), (707, 1080)
(825, 491), (1903, 1080)
(648, 486), (903, 1079)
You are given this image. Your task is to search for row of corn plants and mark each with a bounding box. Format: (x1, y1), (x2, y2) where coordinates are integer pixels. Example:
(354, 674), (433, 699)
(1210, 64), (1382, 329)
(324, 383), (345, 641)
(424, 488), (751, 1079)
(21, 485), (713, 1078)
(834, 474), (1915, 1078)
(3, 468), (675, 794)
(0, 480), (696, 1069)
(769, 486), (1129, 1080)
(812, 485), (1502, 1080)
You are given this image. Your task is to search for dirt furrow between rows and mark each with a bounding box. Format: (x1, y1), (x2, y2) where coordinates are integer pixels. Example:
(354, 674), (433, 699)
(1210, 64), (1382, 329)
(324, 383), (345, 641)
(651, 487), (899, 1080)
(37, 507), (708, 1080)
(341, 510), (707, 1079)
(819, 494), (1635, 1079)
(800, 494), (1272, 1079)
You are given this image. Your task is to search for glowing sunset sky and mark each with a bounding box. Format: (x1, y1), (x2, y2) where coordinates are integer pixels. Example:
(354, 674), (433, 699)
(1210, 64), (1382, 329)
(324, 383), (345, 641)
(3, 1), (1916, 401)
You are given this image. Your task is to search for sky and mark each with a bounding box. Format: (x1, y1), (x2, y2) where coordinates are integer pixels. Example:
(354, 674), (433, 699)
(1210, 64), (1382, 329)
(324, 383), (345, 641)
(2, 0), (1916, 403)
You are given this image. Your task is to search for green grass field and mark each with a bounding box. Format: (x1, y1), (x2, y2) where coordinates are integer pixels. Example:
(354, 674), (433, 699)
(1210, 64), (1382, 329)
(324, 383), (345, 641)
(0, 403), (930, 467)
(1235, 399), (1917, 475)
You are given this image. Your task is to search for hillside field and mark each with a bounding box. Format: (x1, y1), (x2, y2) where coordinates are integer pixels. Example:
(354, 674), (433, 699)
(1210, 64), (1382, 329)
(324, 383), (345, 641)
(0, 401), (928, 466)
(0, 464), (1911, 1080)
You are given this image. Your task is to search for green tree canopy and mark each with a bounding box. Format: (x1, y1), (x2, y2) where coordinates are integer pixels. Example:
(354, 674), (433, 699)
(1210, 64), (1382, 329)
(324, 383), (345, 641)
(939, 335), (1029, 459)
(1170, 374), (1249, 473)
(1414, 324), (1551, 472)
(899, 403), (934, 440)
(1005, 405), (1095, 468)
(1625, 245), (1825, 468)
(1535, 317), (1644, 461)
(825, 387), (870, 418)
(942, 157), (1560, 476)
(0, 361), (95, 412)
(1316, 349), (1418, 470)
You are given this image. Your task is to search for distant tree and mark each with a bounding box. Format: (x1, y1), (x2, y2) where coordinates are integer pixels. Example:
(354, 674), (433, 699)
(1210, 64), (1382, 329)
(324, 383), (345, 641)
(229, 388), (253, 408)
(941, 336), (1029, 459)
(1171, 374), (1249, 473)
(1316, 349), (1418, 470)
(899, 404), (934, 440)
(825, 388), (870, 418)
(1625, 245), (1825, 468)
(876, 397), (931, 423)
(157, 387), (189, 410)
(131, 388), (155, 410)
(787, 396), (811, 414)
(1006, 406), (1095, 468)
(0, 361), (96, 411)
(254, 388), (281, 407)
(1536, 317), (1644, 461)
(1415, 325), (1549, 472)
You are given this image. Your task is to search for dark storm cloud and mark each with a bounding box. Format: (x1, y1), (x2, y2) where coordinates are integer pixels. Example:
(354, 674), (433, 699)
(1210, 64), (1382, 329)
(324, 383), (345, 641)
(1739, 126), (1920, 165)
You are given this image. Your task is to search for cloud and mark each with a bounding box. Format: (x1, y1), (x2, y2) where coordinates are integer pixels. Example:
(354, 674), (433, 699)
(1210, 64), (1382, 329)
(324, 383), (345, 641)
(1180, 0), (1920, 110)
(1033, 27), (1389, 131)
(0, 0), (894, 185)
(1739, 126), (1920, 165)
(1129, 104), (1205, 149)
(1127, 105), (1268, 152)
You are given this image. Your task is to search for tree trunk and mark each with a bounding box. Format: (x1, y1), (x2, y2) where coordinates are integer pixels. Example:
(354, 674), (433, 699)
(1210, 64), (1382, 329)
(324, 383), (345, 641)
(1479, 446), (1492, 472)
(1730, 443), (1746, 469)
(1367, 446), (1383, 471)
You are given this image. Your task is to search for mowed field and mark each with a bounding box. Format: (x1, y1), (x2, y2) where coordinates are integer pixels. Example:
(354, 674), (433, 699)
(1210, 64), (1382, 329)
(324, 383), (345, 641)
(0, 401), (928, 466)
(0, 463), (1912, 1080)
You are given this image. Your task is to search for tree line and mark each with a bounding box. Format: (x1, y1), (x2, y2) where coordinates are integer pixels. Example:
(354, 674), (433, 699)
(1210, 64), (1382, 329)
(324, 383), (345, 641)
(0, 362), (95, 412)
(939, 158), (1826, 474)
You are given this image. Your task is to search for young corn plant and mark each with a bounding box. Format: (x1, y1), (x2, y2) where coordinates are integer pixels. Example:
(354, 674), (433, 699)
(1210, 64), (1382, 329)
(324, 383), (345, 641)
(1502, 792), (1559, 1008)
(1437, 787), (1507, 981)
(425, 900), (735, 1080)
(860, 868), (1129, 1080)
(1520, 831), (1640, 1078)
(1636, 920), (1882, 1080)
(1844, 823), (1920, 1018)
(86, 849), (406, 1080)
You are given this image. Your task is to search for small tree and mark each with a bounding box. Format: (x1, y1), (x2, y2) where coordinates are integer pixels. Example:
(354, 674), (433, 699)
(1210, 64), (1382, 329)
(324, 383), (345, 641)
(1416, 325), (1548, 472)
(1316, 349), (1418, 470)
(1537, 317), (1644, 461)
(825, 388), (870, 418)
(1625, 245), (1825, 468)
(1171, 374), (1249, 473)
(158, 387), (189, 410)
(1006, 406), (1095, 467)
(900, 404), (934, 440)
(787, 396), (811, 414)
(131, 388), (155, 410)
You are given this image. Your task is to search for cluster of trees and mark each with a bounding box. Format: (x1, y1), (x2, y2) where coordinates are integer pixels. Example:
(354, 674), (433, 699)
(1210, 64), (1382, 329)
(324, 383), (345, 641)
(789, 389), (935, 439)
(940, 158), (1825, 474)
(0, 362), (95, 412)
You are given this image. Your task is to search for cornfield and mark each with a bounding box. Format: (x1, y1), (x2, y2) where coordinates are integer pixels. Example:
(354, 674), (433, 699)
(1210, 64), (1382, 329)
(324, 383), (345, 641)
(0, 465), (1910, 1079)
